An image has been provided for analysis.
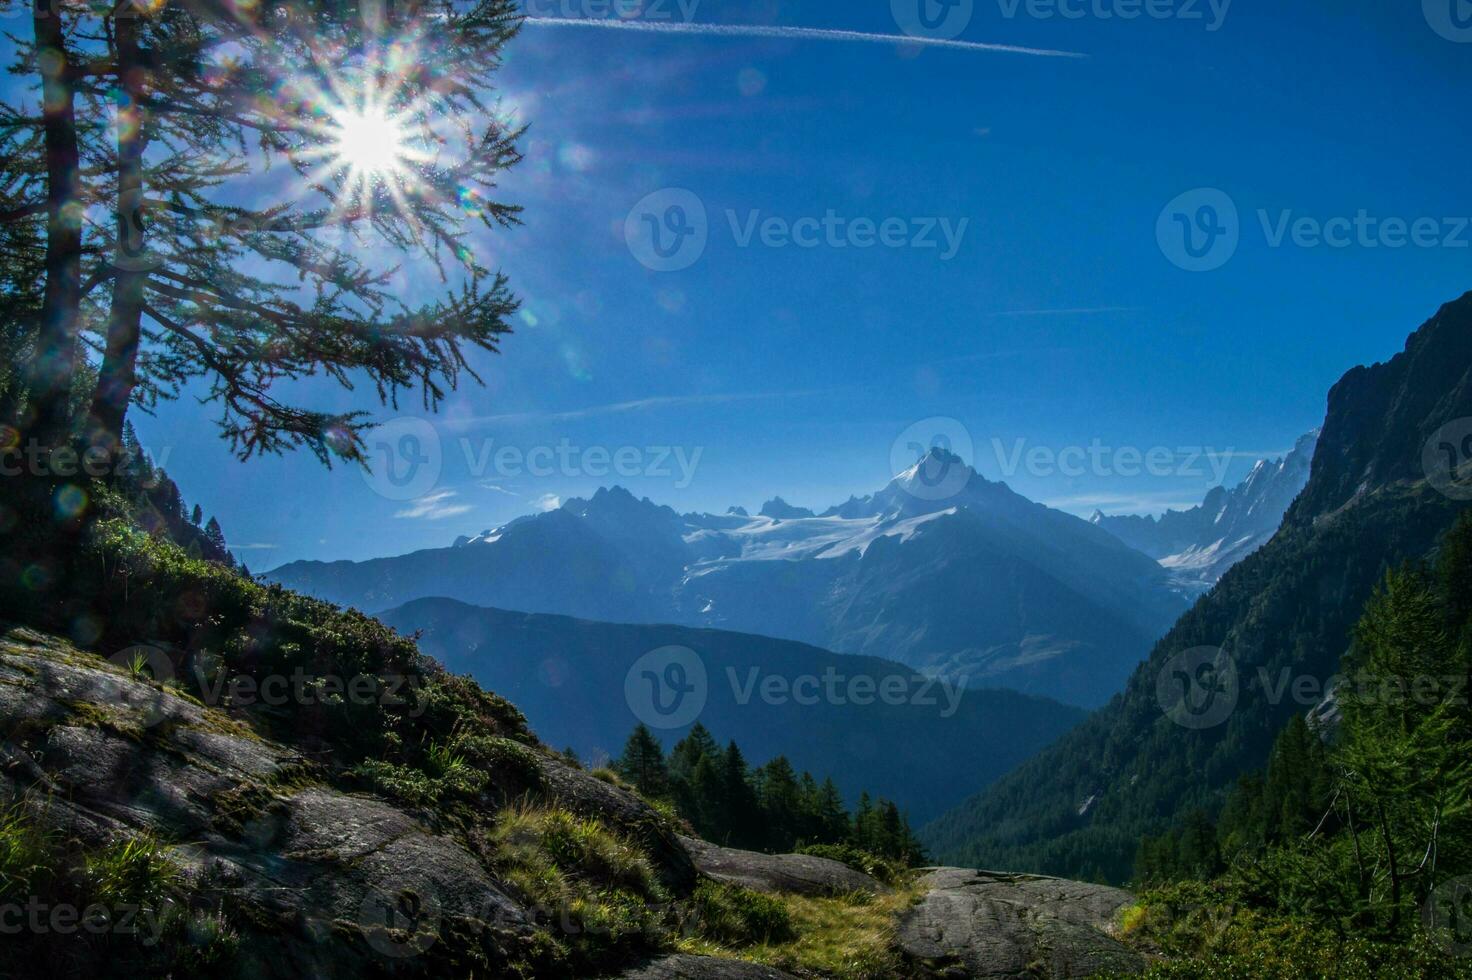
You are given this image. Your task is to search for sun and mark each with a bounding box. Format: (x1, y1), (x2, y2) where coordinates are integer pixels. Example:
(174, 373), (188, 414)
(329, 106), (411, 181)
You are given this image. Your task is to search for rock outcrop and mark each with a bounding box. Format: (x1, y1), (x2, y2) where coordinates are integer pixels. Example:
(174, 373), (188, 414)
(678, 836), (883, 897)
(618, 954), (801, 979)
(897, 868), (1144, 978)
(0, 627), (683, 977)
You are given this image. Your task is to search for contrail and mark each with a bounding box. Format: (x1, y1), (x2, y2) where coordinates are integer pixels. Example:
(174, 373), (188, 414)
(520, 16), (1087, 59)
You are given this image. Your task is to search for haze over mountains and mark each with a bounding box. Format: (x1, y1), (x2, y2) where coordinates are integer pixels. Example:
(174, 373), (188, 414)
(378, 598), (1087, 824)
(1090, 430), (1320, 592)
(271, 452), (1189, 707)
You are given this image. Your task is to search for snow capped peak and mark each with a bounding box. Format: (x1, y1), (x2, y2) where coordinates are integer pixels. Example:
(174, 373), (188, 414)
(759, 497), (816, 520)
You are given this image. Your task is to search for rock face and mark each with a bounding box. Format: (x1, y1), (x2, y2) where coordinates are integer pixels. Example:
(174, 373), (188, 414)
(678, 836), (883, 897)
(618, 954), (800, 979)
(919, 292), (1472, 883)
(0, 627), (688, 977)
(1091, 429), (1319, 592)
(897, 869), (1143, 978)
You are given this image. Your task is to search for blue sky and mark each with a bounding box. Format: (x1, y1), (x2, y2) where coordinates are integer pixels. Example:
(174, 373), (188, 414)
(115, 0), (1472, 566)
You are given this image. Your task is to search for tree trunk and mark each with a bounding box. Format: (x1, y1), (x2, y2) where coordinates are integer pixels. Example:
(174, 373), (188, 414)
(87, 7), (150, 462)
(27, 0), (84, 452)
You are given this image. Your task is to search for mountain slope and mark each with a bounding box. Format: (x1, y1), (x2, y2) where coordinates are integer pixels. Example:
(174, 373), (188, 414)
(922, 291), (1472, 883)
(272, 457), (1188, 707)
(1090, 430), (1319, 591)
(377, 598), (1088, 824)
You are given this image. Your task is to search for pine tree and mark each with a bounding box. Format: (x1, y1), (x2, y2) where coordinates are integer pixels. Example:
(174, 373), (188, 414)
(190, 504), (202, 526)
(669, 722), (719, 782)
(814, 778), (850, 844)
(615, 724), (670, 801)
(204, 516), (227, 554)
(3, 0), (525, 464)
(721, 741), (762, 850)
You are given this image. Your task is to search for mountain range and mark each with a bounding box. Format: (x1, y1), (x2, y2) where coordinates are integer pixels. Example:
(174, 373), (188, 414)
(922, 291), (1472, 882)
(270, 453), (1189, 707)
(1090, 430), (1320, 592)
(377, 597), (1087, 824)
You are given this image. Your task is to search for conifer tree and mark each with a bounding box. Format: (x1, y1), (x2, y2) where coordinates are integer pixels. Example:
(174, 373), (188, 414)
(615, 724), (670, 800)
(2, 0), (525, 466)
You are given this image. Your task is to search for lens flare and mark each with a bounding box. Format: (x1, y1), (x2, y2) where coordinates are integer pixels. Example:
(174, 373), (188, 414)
(329, 106), (409, 180)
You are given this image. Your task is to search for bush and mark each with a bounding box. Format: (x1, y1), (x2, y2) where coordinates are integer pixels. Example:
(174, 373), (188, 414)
(687, 880), (795, 946)
(488, 805), (669, 969)
(793, 843), (909, 887)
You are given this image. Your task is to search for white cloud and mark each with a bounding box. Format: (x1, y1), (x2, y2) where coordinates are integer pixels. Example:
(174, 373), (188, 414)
(535, 493), (562, 512)
(395, 489), (474, 520)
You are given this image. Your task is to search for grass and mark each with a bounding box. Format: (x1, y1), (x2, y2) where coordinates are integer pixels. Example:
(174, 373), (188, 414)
(84, 833), (179, 909)
(679, 881), (925, 980)
(794, 843), (911, 887)
(1112, 881), (1472, 980)
(0, 803), (53, 900)
(487, 804), (670, 970)
(684, 880), (794, 946)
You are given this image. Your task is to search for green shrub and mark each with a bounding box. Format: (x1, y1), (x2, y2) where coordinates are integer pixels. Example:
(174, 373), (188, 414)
(793, 843), (909, 887)
(687, 881), (795, 946)
(488, 805), (669, 969)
